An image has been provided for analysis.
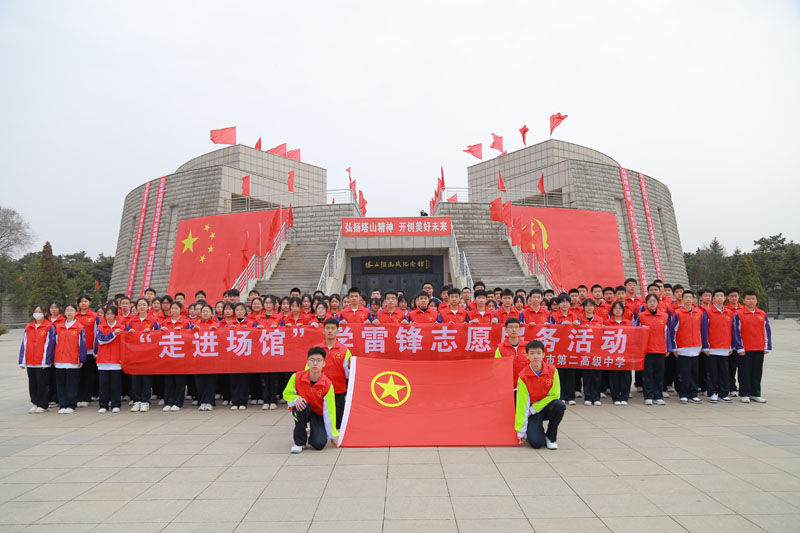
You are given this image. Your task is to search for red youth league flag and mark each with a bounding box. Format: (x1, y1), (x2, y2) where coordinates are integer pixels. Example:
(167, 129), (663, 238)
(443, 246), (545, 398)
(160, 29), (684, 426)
(550, 113), (568, 134)
(210, 126), (236, 145)
(447, 194), (458, 202)
(463, 144), (482, 159)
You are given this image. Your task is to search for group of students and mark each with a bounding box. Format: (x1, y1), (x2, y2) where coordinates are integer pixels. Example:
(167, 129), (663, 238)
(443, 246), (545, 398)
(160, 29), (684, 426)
(19, 277), (773, 453)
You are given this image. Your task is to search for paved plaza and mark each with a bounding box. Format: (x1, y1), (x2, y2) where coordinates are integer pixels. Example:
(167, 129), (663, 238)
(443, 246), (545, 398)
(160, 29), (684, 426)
(0, 321), (799, 532)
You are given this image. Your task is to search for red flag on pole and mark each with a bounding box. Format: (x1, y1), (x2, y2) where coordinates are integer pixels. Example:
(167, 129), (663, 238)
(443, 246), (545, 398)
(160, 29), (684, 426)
(210, 127), (236, 145)
(94, 280), (100, 290)
(242, 175), (250, 196)
(332, 198), (336, 204)
(240, 232), (250, 271)
(223, 253), (235, 289)
(359, 190), (367, 215)
(520, 125), (529, 145)
(267, 143), (287, 156)
(497, 170), (506, 192)
(537, 173), (546, 194)
(286, 149), (301, 161)
(346, 168), (352, 182)
(254, 138), (261, 151)
(502, 201), (512, 227)
(550, 113), (568, 135)
(489, 197), (502, 221)
(271, 206), (282, 237)
(532, 223), (545, 263)
(490, 133), (503, 153)
(521, 222), (534, 253)
(463, 144), (482, 159)
(288, 204), (294, 227)
(511, 217), (522, 246)
(447, 194), (458, 202)
(350, 179), (357, 198)
(548, 250), (563, 290)
(439, 166), (445, 189)
(287, 171), (295, 192)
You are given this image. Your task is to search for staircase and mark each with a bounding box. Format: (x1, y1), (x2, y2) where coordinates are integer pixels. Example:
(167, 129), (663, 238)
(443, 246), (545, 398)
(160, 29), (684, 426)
(459, 240), (541, 292)
(253, 243), (334, 296)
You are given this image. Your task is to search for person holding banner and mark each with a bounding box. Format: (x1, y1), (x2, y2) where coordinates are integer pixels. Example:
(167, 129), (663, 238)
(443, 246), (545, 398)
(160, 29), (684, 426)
(470, 290), (498, 324)
(515, 340), (564, 450)
(579, 299), (603, 406)
(549, 295), (581, 406)
(638, 294), (669, 405)
(604, 301), (636, 405)
(126, 298), (159, 413)
(407, 291), (441, 323)
(160, 302), (193, 411)
(284, 347), (338, 453)
(227, 303), (254, 410)
(193, 304), (219, 411)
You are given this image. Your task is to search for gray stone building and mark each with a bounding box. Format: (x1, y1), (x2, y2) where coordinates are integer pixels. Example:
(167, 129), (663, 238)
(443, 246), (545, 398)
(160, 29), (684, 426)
(108, 140), (687, 300)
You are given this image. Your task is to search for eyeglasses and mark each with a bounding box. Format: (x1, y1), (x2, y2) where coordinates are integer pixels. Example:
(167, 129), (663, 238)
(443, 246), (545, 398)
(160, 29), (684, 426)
(307, 358), (324, 364)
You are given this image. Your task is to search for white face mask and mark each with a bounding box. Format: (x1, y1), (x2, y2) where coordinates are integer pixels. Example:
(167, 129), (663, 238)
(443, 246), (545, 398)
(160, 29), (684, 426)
(32, 312), (44, 320)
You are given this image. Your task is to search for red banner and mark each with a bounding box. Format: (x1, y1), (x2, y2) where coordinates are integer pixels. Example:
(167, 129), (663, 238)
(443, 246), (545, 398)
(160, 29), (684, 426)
(140, 176), (167, 295)
(619, 168), (648, 294)
(342, 217), (451, 236)
(637, 172), (663, 280)
(126, 181), (151, 297)
(338, 357), (517, 447)
(120, 323), (648, 374)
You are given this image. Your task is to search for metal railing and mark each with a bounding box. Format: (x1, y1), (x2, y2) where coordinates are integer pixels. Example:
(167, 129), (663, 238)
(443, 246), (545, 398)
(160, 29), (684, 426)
(226, 188), (361, 214)
(230, 221), (288, 294)
(316, 232), (345, 292)
(440, 186), (565, 207)
(451, 235), (473, 290)
(498, 213), (562, 292)
(460, 251), (473, 291)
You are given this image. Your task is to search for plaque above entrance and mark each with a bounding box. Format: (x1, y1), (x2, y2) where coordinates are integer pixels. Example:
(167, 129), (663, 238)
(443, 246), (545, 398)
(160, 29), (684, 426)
(342, 217), (451, 237)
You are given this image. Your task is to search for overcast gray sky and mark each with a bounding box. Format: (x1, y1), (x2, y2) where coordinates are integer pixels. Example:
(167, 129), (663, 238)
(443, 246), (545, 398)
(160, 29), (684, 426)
(1, 0), (798, 260)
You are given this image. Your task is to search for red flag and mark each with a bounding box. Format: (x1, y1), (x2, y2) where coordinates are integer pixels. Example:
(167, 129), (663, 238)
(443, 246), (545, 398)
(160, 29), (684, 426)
(537, 173), (546, 194)
(254, 137), (261, 151)
(94, 280), (100, 290)
(288, 204), (294, 227)
(447, 194), (458, 202)
(521, 222), (533, 253)
(359, 190), (367, 215)
(242, 175), (250, 197)
(346, 167), (352, 182)
(548, 250), (563, 289)
(267, 143), (287, 156)
(286, 149), (301, 161)
(511, 217), (522, 246)
(498, 151), (507, 157)
(550, 113), (568, 134)
(490, 133), (503, 153)
(497, 170), (506, 192)
(210, 126), (236, 145)
(463, 144), (482, 159)
(287, 171), (295, 192)
(439, 166), (445, 189)
(520, 125), (529, 145)
(502, 201), (512, 227)
(429, 198), (434, 214)
(223, 253), (235, 290)
(489, 197), (502, 221)
(350, 178), (357, 198)
(532, 222), (545, 263)
(338, 357), (516, 447)
(332, 198), (336, 204)
(240, 232), (250, 271)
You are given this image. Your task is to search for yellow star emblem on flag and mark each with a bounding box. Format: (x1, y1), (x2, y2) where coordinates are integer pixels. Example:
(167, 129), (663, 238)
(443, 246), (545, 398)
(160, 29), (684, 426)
(181, 230), (198, 253)
(371, 371), (411, 407)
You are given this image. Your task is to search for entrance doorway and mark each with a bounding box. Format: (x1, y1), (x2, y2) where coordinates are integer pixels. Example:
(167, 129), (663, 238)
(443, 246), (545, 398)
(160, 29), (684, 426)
(350, 255), (444, 296)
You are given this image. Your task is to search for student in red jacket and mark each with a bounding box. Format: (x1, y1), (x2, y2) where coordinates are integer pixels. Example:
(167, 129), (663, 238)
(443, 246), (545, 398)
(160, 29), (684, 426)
(440, 288), (470, 323)
(638, 294), (669, 405)
(579, 299), (603, 405)
(494, 318), (527, 392)
(76, 293), (98, 408)
(193, 304), (219, 411)
(53, 304), (87, 413)
(95, 305), (124, 413)
(470, 290), (498, 324)
(19, 304), (55, 413)
(374, 291), (408, 325)
(732, 290), (772, 403)
(407, 291), (441, 323)
(315, 318), (352, 428)
(126, 298), (159, 412)
(701, 289), (735, 403)
(724, 287), (745, 396)
(667, 290), (704, 404)
(496, 289), (522, 324)
(604, 301), (636, 405)
(338, 287), (371, 325)
(515, 340), (564, 450)
(522, 289), (550, 325)
(227, 302), (254, 409)
(160, 302), (193, 411)
(283, 297), (310, 327)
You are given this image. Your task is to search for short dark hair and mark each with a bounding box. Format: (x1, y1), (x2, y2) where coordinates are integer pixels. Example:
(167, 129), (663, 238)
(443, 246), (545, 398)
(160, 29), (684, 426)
(323, 317), (339, 327)
(144, 287), (156, 295)
(473, 280), (485, 290)
(568, 288), (578, 295)
(742, 289), (757, 298)
(501, 289), (514, 298)
(712, 289), (725, 297)
(698, 288), (711, 297)
(625, 278), (638, 285)
(647, 283), (659, 291)
(114, 293), (125, 300)
(348, 287), (361, 295)
(615, 285), (626, 293)
(682, 290), (695, 297)
(726, 287), (740, 296)
(577, 285), (588, 291)
(603, 286), (614, 294)
(663, 283), (673, 290)
(529, 288), (543, 297)
(525, 340), (545, 352)
(308, 347), (327, 360)
(474, 289), (488, 298)
(590, 284), (602, 292)
(195, 290), (207, 298)
(582, 299), (596, 308)
(175, 292), (186, 299)
(504, 317), (520, 327)
(448, 288), (461, 297)
(229, 289), (240, 297)
(673, 284), (684, 292)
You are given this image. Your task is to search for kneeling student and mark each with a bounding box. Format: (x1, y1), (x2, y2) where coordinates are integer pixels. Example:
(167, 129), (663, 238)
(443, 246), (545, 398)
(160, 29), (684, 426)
(515, 340), (565, 450)
(283, 347), (339, 453)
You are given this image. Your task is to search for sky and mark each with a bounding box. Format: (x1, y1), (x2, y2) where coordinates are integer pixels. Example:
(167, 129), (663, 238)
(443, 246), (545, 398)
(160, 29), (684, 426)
(1, 0), (798, 260)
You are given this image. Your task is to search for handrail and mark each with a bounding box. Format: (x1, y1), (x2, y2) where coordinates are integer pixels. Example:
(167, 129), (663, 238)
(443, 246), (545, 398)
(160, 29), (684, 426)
(461, 251), (473, 291)
(230, 221), (288, 294)
(316, 253), (332, 292)
(497, 212), (562, 292)
(316, 231), (344, 292)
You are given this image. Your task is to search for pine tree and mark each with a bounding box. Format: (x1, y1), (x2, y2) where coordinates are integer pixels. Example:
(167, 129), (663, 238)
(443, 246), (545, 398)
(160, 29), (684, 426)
(734, 254), (767, 310)
(28, 241), (64, 313)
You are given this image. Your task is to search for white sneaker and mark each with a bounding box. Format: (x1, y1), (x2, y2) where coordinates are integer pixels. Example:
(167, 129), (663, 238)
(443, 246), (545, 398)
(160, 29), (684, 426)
(620, 400), (628, 406)
(752, 397), (767, 403)
(690, 397), (702, 404)
(662, 392), (670, 398)
(257, 399), (265, 404)
(230, 405), (238, 410)
(680, 397), (688, 404)
(157, 399), (165, 406)
(655, 399), (666, 405)
(740, 396), (750, 403)
(269, 403), (277, 410)
(57, 408), (64, 414)
(63, 407), (74, 414)
(721, 396), (732, 403)
(575, 392), (583, 398)
(290, 445), (303, 454)
(98, 408), (107, 413)
(545, 437), (558, 450)
(710, 394), (719, 403)
(77, 401), (89, 408)
(191, 400), (198, 406)
(644, 399), (653, 406)
(170, 405), (181, 411)
(593, 401), (601, 406)
(730, 390), (739, 397)
(238, 405), (246, 410)
(262, 403), (270, 410)
(613, 401), (621, 406)
(584, 400), (592, 406)
(141, 403), (149, 412)
(207, 404), (214, 411)
(667, 386), (675, 392)
(131, 402), (141, 412)
(163, 405), (171, 412)
(35, 407), (46, 413)
(567, 400), (576, 406)
(600, 392), (607, 398)
(222, 400), (229, 406)
(111, 407), (120, 413)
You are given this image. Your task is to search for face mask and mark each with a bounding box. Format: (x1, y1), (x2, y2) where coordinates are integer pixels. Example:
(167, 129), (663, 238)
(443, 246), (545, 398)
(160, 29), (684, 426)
(33, 312), (44, 320)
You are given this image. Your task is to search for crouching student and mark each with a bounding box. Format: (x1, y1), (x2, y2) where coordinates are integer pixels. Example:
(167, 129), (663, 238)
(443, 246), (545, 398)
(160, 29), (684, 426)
(19, 305), (56, 413)
(515, 340), (565, 450)
(283, 347), (339, 453)
(95, 305), (124, 413)
(53, 304), (87, 413)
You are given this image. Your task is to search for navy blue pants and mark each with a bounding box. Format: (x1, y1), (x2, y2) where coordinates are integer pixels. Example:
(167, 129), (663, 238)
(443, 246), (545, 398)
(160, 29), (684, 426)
(525, 400), (565, 448)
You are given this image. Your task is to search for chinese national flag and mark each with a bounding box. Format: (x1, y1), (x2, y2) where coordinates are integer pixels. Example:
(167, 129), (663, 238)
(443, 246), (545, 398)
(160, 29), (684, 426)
(537, 173), (546, 194)
(287, 171), (295, 192)
(502, 201), (512, 227)
(550, 113), (568, 134)
(267, 143), (287, 156)
(489, 197), (502, 221)
(242, 175), (250, 196)
(511, 216), (522, 246)
(254, 137), (261, 151)
(288, 204), (294, 227)
(447, 194), (458, 202)
(497, 170), (506, 192)
(521, 222), (533, 253)
(286, 149), (301, 161)
(339, 357), (517, 447)
(167, 211), (276, 303)
(210, 126), (236, 145)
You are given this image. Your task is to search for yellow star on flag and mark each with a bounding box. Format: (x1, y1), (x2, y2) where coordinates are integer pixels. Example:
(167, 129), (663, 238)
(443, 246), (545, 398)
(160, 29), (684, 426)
(199, 255), (206, 263)
(207, 245), (214, 253)
(209, 232), (216, 240)
(376, 375), (406, 401)
(181, 231), (199, 253)
(204, 224), (210, 231)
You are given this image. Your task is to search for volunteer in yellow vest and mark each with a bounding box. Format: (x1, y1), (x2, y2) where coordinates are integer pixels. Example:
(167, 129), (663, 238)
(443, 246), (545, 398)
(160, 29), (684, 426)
(283, 347), (339, 453)
(515, 340), (565, 450)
